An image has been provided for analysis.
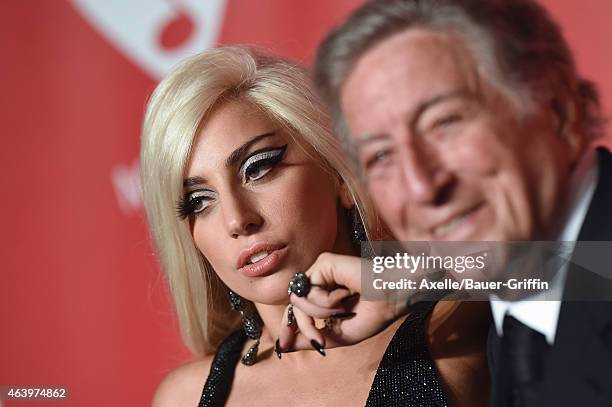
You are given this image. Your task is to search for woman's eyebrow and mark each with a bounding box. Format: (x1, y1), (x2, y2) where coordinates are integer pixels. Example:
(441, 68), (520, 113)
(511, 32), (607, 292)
(183, 176), (206, 188)
(225, 131), (276, 168)
(183, 131), (278, 188)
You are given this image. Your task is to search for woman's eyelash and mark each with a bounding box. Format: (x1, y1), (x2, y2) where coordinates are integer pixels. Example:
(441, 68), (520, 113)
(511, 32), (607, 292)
(176, 145), (288, 219)
(240, 145), (288, 181)
(176, 190), (215, 219)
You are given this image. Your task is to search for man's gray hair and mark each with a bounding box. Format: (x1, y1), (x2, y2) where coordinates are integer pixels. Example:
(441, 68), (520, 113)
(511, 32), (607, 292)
(315, 0), (604, 151)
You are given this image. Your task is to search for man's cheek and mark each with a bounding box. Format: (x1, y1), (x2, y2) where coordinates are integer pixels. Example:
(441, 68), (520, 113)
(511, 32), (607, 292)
(370, 181), (403, 220)
(451, 137), (500, 175)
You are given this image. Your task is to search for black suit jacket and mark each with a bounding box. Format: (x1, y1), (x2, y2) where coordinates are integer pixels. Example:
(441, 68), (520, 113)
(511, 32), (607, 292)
(489, 148), (612, 406)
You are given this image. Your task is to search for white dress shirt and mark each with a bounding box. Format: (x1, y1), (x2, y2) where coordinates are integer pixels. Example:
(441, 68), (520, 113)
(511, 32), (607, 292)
(490, 148), (599, 345)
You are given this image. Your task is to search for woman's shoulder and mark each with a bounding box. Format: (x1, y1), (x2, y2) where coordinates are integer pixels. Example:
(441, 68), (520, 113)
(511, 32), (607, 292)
(152, 356), (214, 407)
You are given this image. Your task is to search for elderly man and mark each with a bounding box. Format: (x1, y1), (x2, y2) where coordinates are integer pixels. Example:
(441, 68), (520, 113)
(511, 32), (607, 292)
(282, 0), (612, 406)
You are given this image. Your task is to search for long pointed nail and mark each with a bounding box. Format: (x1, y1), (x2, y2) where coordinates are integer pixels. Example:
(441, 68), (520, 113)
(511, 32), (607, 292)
(331, 311), (357, 319)
(287, 305), (295, 326)
(310, 340), (326, 356)
(275, 339), (282, 359)
(340, 293), (360, 304)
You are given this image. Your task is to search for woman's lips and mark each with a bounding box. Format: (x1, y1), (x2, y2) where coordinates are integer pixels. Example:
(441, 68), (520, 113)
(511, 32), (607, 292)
(237, 245), (288, 277)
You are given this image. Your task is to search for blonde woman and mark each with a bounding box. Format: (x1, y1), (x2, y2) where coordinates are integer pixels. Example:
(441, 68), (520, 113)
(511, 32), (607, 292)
(142, 47), (487, 406)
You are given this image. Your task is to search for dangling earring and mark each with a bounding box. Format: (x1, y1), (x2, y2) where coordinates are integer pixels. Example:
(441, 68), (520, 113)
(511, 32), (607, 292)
(228, 290), (262, 366)
(338, 182), (372, 257)
(338, 182), (366, 244)
(347, 206), (375, 259)
(349, 206), (367, 243)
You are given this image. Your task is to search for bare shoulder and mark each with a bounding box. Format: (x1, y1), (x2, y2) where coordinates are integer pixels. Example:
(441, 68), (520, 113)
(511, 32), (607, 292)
(152, 355), (214, 407)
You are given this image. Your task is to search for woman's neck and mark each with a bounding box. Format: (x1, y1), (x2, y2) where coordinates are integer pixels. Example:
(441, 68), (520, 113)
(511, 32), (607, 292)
(254, 302), (288, 344)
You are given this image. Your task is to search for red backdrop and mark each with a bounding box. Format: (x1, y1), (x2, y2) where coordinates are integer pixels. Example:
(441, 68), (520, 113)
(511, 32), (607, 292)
(1, 1), (610, 406)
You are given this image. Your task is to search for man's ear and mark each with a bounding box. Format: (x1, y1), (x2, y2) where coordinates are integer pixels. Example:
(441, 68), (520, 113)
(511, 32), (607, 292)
(339, 180), (354, 209)
(551, 94), (585, 164)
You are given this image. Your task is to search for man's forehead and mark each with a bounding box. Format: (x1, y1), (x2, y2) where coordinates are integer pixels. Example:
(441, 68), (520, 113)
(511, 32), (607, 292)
(343, 28), (478, 95)
(340, 28), (481, 133)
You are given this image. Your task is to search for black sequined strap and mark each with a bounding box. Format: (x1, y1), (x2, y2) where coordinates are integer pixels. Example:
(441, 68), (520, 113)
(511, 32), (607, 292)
(365, 301), (450, 407)
(198, 329), (247, 407)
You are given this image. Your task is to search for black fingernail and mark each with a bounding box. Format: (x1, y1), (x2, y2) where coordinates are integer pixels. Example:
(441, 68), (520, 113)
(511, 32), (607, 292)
(331, 311), (357, 319)
(287, 305), (295, 326)
(310, 340), (326, 356)
(340, 293), (360, 304)
(275, 339), (282, 359)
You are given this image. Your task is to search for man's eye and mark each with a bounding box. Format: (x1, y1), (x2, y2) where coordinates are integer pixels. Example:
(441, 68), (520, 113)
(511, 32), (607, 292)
(365, 149), (392, 169)
(432, 113), (463, 129)
(177, 190), (215, 219)
(240, 145), (288, 183)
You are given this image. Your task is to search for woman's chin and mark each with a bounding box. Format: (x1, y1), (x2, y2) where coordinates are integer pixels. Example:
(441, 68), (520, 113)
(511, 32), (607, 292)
(247, 291), (293, 306)
(236, 278), (294, 306)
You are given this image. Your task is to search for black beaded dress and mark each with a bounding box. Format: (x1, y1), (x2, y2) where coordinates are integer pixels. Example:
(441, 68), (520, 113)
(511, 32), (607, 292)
(198, 301), (449, 407)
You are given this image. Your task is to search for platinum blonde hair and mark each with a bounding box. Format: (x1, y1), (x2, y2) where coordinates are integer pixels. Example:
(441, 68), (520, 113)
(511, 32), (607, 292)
(141, 46), (382, 356)
(315, 0), (604, 155)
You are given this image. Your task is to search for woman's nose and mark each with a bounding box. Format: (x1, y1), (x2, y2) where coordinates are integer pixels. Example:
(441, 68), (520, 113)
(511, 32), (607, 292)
(221, 191), (263, 239)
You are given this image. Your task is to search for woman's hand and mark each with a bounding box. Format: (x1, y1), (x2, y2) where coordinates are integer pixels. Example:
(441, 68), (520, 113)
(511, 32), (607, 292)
(277, 253), (408, 353)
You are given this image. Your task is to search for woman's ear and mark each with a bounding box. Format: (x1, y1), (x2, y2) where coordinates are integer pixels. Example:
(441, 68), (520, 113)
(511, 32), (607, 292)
(338, 180), (354, 209)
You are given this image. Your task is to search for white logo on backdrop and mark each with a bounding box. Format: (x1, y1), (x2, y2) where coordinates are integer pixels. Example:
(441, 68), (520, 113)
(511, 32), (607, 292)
(111, 159), (142, 215)
(69, 0), (226, 215)
(69, 0), (227, 79)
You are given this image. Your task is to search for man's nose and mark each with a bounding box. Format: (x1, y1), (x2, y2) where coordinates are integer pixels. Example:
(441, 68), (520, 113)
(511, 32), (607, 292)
(221, 190), (263, 239)
(398, 143), (454, 206)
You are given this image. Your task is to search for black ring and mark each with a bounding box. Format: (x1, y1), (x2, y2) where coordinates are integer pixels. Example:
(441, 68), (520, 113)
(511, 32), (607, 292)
(287, 272), (312, 297)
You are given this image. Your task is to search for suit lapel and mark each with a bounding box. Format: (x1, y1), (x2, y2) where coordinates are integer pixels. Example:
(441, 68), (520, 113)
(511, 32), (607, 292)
(538, 148), (612, 405)
(575, 148), (612, 242)
(540, 301), (612, 405)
